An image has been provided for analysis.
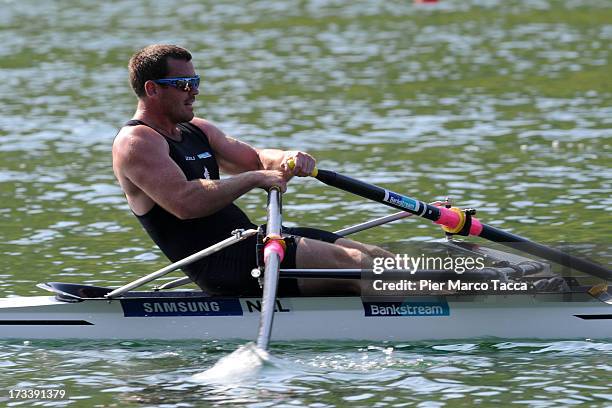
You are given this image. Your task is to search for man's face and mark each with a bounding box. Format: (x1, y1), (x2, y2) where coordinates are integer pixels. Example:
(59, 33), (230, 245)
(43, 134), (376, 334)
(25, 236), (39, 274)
(155, 58), (199, 123)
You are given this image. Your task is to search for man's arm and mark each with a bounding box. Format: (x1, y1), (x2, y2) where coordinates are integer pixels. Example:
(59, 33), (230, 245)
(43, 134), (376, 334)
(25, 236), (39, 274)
(112, 126), (287, 220)
(192, 118), (316, 177)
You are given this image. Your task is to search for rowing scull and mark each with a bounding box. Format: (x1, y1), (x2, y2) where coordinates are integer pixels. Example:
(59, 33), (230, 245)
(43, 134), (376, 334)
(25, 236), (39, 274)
(0, 280), (610, 340)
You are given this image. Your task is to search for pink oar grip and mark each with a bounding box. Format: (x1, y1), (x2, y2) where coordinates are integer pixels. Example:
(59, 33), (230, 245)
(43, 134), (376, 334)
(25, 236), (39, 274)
(264, 240), (285, 263)
(434, 207), (483, 236)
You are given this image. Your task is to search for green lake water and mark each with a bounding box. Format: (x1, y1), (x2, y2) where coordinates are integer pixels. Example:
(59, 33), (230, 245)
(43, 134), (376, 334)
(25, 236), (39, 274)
(0, 0), (611, 406)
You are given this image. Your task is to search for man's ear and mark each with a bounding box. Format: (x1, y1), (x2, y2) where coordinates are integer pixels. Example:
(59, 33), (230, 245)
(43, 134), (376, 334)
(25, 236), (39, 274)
(144, 80), (157, 97)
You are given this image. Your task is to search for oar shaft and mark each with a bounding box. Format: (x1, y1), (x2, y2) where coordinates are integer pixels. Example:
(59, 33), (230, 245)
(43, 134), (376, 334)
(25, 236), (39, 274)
(479, 226), (611, 281)
(317, 170), (430, 218)
(256, 188), (283, 350)
(317, 170), (483, 235)
(311, 169), (612, 281)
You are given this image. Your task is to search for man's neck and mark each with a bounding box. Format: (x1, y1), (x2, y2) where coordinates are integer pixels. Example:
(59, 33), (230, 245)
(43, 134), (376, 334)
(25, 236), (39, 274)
(134, 102), (181, 140)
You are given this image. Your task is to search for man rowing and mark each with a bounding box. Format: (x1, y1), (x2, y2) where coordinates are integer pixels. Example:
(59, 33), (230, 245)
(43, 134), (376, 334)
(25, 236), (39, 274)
(113, 44), (390, 296)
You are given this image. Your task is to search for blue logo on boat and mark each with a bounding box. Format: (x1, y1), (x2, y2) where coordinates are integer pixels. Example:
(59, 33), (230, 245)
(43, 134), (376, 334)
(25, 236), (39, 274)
(121, 298), (243, 317)
(363, 299), (449, 317)
(383, 191), (418, 211)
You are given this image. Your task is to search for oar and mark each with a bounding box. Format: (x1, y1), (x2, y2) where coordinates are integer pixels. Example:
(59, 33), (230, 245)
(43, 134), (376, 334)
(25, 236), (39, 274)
(255, 187), (284, 350)
(288, 160), (611, 281)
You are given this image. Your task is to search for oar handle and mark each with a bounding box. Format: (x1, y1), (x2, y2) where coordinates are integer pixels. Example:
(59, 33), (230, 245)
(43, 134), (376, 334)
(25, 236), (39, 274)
(287, 158), (318, 177)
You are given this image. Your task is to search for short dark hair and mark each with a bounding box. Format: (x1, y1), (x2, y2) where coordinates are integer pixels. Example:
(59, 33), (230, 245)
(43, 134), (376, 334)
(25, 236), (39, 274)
(128, 44), (192, 98)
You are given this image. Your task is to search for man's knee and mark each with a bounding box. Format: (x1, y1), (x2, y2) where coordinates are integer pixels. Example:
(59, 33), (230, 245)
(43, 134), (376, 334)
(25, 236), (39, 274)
(334, 238), (393, 259)
(333, 246), (372, 268)
(364, 244), (393, 259)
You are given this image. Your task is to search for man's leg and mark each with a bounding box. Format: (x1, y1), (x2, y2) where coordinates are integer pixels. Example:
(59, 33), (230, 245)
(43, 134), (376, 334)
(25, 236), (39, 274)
(294, 237), (370, 295)
(334, 238), (394, 259)
(295, 237), (370, 269)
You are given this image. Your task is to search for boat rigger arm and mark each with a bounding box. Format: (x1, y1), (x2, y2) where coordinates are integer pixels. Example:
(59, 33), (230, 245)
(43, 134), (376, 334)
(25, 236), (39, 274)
(105, 229), (258, 299)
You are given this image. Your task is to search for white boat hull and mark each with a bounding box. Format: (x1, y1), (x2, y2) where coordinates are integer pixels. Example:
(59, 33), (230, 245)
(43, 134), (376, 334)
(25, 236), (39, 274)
(1, 293), (610, 341)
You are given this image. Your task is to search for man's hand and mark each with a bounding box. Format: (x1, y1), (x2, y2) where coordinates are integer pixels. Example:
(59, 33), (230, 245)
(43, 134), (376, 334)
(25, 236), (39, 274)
(281, 151), (316, 177)
(254, 170), (288, 193)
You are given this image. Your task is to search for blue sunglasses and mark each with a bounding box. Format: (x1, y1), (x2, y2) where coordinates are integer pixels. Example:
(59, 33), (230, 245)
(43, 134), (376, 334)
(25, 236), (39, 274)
(153, 75), (200, 91)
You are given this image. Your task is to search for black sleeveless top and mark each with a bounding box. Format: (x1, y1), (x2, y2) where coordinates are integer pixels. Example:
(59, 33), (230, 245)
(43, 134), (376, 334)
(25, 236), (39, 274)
(123, 120), (256, 274)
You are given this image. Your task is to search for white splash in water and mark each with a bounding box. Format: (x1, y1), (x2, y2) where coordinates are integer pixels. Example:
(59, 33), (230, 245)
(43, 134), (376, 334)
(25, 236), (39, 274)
(190, 342), (270, 384)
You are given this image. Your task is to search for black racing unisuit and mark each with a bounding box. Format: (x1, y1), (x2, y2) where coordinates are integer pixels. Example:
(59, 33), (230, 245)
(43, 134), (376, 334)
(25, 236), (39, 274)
(122, 120), (256, 290)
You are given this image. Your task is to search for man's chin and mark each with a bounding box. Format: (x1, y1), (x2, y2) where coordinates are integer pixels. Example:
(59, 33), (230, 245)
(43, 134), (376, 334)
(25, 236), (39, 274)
(176, 111), (195, 123)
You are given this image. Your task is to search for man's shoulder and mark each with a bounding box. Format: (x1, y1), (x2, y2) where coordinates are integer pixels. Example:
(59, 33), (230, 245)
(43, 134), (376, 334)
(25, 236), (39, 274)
(188, 117), (228, 145)
(113, 123), (167, 157)
(115, 122), (165, 142)
(189, 117), (219, 134)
